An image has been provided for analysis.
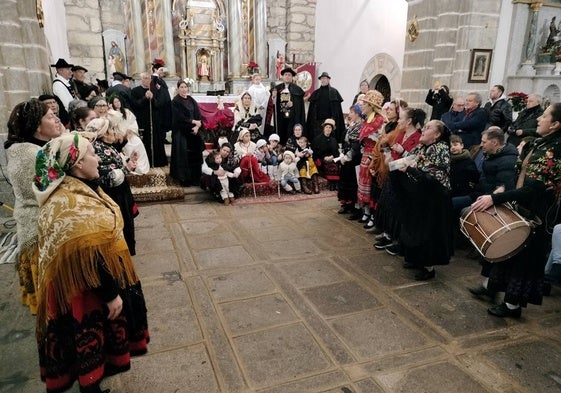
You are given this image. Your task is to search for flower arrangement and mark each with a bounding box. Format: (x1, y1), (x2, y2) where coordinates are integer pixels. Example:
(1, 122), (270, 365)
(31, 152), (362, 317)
(248, 61), (259, 74)
(201, 108), (234, 143)
(507, 91), (528, 112)
(183, 77), (195, 87)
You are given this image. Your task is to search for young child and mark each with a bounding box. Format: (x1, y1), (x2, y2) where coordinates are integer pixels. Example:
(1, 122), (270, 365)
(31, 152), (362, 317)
(253, 139), (271, 164)
(295, 136), (320, 194)
(279, 150), (301, 194)
(267, 133), (283, 165)
(449, 134), (479, 199)
(205, 150), (235, 205)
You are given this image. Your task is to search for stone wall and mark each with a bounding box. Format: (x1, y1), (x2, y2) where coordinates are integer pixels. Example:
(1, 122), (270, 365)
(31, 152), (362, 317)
(267, 0), (316, 65)
(402, 0), (501, 116)
(0, 0), (50, 130)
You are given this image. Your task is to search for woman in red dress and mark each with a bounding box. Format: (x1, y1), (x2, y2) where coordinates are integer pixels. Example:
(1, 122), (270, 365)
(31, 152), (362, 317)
(356, 90), (386, 227)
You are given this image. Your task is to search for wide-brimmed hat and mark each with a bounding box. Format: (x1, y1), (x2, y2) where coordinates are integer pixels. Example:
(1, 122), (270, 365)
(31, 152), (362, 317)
(281, 67), (296, 76)
(321, 118), (336, 130)
(359, 90), (384, 110)
(51, 58), (74, 69)
(318, 72), (331, 80)
(71, 65), (88, 72)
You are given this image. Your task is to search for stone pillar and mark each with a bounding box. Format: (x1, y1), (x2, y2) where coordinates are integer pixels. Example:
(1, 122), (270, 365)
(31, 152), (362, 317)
(130, 0), (146, 74)
(161, 0), (176, 76)
(227, 0), (242, 77)
(254, 0), (267, 76)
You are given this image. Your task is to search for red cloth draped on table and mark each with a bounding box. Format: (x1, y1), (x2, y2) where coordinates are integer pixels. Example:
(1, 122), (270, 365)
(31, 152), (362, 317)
(199, 103), (235, 144)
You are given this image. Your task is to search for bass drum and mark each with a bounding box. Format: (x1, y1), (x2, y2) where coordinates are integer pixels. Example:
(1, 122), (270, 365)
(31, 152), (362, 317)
(460, 204), (532, 262)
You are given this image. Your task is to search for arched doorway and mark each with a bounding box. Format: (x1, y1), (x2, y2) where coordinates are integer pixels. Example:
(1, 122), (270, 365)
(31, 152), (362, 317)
(360, 53), (401, 101)
(371, 75), (391, 103)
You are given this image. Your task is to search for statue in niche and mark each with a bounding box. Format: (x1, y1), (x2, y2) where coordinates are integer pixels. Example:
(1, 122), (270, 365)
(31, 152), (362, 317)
(108, 41), (125, 74)
(275, 51), (285, 79)
(544, 16), (559, 52)
(198, 54), (211, 81)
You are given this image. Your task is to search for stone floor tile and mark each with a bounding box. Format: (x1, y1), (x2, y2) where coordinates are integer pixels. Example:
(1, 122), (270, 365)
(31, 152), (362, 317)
(236, 215), (293, 230)
(277, 259), (348, 289)
(395, 281), (507, 337)
(110, 345), (220, 393)
(330, 309), (427, 360)
(135, 237), (175, 255)
(187, 231), (240, 250)
(246, 225), (302, 242)
(232, 323), (332, 388)
(193, 245), (255, 270)
(377, 361), (489, 392)
(483, 339), (561, 393)
(131, 250), (181, 278)
(219, 294), (298, 335)
(206, 267), (276, 301)
(256, 371), (350, 393)
(354, 378), (386, 393)
(173, 203), (219, 220)
(180, 219), (222, 235)
(302, 281), (380, 317)
(259, 237), (323, 259)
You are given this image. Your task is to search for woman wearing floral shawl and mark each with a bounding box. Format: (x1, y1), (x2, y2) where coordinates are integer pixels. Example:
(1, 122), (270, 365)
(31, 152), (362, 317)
(34, 133), (149, 393)
(471, 103), (561, 318)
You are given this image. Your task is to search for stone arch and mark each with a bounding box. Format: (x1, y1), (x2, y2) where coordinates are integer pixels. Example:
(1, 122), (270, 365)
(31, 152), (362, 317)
(543, 84), (560, 105)
(360, 53), (401, 100)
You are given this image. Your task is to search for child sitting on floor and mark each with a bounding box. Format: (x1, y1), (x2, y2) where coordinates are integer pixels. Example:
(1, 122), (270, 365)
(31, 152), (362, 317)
(278, 150), (301, 194)
(295, 136), (320, 194)
(205, 150), (236, 205)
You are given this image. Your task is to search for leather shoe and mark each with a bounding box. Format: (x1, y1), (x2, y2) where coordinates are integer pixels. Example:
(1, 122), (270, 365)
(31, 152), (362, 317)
(414, 268), (435, 281)
(338, 204), (352, 214)
(487, 302), (521, 318)
(468, 285), (497, 303)
(358, 215), (370, 223)
(348, 209), (361, 220)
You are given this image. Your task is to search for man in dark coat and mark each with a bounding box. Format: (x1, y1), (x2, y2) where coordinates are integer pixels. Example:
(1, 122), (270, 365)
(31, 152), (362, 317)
(105, 72), (133, 110)
(441, 96), (466, 130)
(484, 84), (513, 132)
(306, 71), (345, 142)
(151, 59), (172, 140)
(275, 67), (306, 145)
(507, 93), (543, 147)
(448, 92), (488, 149)
(131, 72), (167, 167)
(71, 65), (93, 100)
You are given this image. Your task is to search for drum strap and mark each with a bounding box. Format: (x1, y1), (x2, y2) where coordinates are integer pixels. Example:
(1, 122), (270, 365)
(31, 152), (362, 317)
(516, 149), (534, 189)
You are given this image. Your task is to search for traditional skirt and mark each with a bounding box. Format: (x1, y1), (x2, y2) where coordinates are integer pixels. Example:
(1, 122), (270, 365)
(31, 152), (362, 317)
(39, 283), (149, 393)
(357, 154), (372, 205)
(298, 158), (319, 179)
(337, 161), (358, 204)
(17, 243), (39, 314)
(239, 156), (270, 183)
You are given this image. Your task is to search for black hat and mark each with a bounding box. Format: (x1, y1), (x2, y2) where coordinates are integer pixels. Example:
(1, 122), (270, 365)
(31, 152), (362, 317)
(281, 67), (296, 76)
(112, 72), (127, 81)
(96, 79), (109, 89)
(50, 58), (74, 69)
(38, 94), (57, 102)
(125, 74), (134, 81)
(318, 71), (331, 80)
(71, 65), (88, 72)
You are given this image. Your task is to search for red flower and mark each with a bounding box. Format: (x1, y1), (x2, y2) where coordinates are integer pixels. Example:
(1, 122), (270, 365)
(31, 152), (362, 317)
(547, 159), (554, 168)
(47, 167), (59, 180)
(248, 61), (259, 68)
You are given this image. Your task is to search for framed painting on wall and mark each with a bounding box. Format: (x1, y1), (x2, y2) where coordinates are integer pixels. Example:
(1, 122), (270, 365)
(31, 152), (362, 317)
(468, 49), (492, 83)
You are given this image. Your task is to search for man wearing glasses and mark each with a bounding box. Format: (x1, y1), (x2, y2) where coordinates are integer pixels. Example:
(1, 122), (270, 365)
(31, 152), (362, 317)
(442, 96), (466, 131)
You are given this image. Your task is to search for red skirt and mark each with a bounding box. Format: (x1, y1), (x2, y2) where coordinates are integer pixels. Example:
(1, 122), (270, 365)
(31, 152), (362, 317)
(357, 154), (372, 205)
(38, 283), (149, 393)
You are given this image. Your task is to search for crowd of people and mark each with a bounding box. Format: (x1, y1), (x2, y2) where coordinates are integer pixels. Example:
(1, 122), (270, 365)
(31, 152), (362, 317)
(3, 56), (561, 392)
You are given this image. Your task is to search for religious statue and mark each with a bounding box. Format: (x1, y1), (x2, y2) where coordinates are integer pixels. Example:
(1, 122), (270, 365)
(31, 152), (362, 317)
(276, 51), (285, 79)
(197, 55), (211, 81)
(544, 16), (559, 52)
(109, 41), (125, 74)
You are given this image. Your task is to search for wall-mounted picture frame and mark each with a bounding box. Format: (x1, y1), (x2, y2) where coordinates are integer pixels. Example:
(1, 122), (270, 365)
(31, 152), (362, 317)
(468, 49), (492, 83)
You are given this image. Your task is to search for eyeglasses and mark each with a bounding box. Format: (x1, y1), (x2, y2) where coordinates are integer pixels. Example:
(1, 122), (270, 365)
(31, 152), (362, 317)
(95, 104), (108, 108)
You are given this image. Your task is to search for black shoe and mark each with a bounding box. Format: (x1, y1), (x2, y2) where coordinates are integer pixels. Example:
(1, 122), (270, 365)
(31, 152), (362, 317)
(487, 302), (521, 318)
(338, 204), (353, 214)
(385, 244), (401, 256)
(374, 237), (393, 249)
(403, 261), (417, 269)
(358, 215), (370, 223)
(468, 285), (497, 302)
(363, 220), (375, 229)
(348, 209), (362, 220)
(415, 268), (435, 281)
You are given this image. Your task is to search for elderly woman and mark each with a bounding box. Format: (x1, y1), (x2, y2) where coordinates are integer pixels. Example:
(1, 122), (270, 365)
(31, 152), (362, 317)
(390, 119), (453, 280)
(86, 118), (138, 256)
(374, 108), (425, 253)
(33, 133), (148, 393)
(470, 103), (561, 318)
(233, 91), (262, 142)
(170, 80), (203, 186)
(234, 128), (270, 183)
(311, 118), (341, 191)
(356, 90), (386, 226)
(4, 99), (63, 314)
